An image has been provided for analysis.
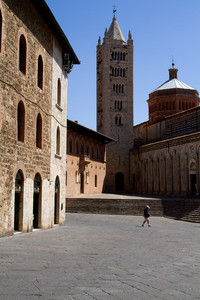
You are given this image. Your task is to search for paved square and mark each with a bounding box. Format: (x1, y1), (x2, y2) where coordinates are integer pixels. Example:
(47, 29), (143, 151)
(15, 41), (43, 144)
(0, 213), (200, 299)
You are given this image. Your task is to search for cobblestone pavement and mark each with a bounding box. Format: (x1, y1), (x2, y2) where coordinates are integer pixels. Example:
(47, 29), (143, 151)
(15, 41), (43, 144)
(0, 213), (200, 300)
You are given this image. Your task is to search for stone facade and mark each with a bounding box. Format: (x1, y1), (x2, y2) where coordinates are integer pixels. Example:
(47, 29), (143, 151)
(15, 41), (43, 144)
(97, 16), (133, 193)
(131, 94), (200, 197)
(66, 120), (113, 196)
(0, 0), (79, 236)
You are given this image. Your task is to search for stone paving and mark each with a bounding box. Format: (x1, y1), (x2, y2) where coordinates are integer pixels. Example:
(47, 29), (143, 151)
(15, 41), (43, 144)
(0, 213), (200, 300)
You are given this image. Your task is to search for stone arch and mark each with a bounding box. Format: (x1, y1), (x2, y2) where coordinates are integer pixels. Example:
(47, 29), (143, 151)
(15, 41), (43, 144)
(54, 176), (60, 224)
(33, 172), (42, 228)
(189, 159), (197, 196)
(14, 169), (24, 231)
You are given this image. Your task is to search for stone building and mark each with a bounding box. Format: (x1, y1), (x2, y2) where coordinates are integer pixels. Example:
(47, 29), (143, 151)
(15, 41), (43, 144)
(0, 0), (79, 236)
(97, 15), (133, 193)
(66, 119), (114, 196)
(131, 66), (200, 197)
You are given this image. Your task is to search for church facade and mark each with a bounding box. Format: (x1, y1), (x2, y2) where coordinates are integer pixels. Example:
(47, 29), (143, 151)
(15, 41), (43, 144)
(0, 0), (79, 236)
(131, 66), (200, 197)
(97, 15), (200, 197)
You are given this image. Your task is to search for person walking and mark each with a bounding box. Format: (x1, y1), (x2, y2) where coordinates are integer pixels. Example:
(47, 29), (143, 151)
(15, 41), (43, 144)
(142, 205), (151, 227)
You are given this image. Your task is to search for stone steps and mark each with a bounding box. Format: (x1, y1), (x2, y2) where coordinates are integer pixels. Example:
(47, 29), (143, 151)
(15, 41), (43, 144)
(66, 196), (200, 223)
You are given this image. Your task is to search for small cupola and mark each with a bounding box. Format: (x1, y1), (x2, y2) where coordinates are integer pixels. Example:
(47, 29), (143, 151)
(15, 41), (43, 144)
(169, 62), (178, 80)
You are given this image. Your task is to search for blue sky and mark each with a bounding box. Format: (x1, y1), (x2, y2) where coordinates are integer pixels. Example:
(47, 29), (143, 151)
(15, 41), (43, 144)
(46, 0), (200, 130)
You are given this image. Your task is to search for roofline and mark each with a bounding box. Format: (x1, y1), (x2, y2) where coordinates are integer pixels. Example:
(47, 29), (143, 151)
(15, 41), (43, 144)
(67, 119), (115, 144)
(30, 0), (80, 64)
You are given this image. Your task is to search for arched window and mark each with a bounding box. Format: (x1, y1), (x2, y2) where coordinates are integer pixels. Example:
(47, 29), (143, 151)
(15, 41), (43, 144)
(0, 10), (2, 52)
(68, 137), (72, 153)
(76, 140), (79, 155)
(36, 113), (42, 148)
(113, 84), (115, 93)
(56, 127), (60, 155)
(19, 34), (27, 75)
(81, 142), (84, 155)
(57, 78), (61, 106)
(37, 55), (43, 89)
(17, 101), (25, 142)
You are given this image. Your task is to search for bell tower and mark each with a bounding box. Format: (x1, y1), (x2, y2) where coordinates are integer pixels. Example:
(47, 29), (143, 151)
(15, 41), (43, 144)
(96, 15), (133, 193)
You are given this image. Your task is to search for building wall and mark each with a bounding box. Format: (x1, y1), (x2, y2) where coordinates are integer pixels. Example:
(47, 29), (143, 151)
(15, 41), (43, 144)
(131, 129), (200, 197)
(50, 37), (68, 226)
(0, 0), (70, 236)
(66, 130), (106, 196)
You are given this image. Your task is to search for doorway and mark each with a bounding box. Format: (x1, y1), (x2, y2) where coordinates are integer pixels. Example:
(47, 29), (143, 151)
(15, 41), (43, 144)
(54, 176), (60, 224)
(33, 173), (41, 228)
(115, 172), (124, 192)
(14, 170), (24, 231)
(190, 174), (196, 197)
(80, 173), (84, 193)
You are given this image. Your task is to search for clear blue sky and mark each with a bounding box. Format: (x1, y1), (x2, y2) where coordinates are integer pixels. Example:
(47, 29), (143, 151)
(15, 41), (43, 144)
(46, 0), (200, 130)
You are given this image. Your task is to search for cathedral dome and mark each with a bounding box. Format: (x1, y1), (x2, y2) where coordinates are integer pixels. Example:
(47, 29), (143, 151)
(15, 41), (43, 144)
(147, 64), (199, 124)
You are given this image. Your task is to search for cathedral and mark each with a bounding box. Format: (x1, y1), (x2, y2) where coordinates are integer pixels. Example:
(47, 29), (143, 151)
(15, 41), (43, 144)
(97, 14), (200, 197)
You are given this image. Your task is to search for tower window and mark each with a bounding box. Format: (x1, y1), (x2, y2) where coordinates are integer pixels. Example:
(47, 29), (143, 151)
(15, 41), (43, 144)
(37, 55), (43, 90)
(19, 35), (27, 75)
(56, 127), (60, 155)
(17, 101), (25, 142)
(68, 137), (72, 153)
(57, 78), (61, 106)
(36, 113), (42, 148)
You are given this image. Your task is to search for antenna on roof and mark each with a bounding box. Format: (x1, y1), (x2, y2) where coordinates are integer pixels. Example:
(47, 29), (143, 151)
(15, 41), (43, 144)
(113, 4), (117, 16)
(172, 56), (175, 68)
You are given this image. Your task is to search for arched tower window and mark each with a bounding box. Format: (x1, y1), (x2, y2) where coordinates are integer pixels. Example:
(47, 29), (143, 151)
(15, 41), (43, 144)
(56, 127), (60, 155)
(19, 34), (27, 75)
(57, 78), (61, 106)
(0, 10), (2, 52)
(68, 137), (72, 153)
(36, 113), (42, 148)
(17, 101), (25, 142)
(37, 55), (43, 89)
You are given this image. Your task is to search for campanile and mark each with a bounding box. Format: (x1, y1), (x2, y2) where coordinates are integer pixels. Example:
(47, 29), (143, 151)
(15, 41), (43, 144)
(97, 15), (133, 193)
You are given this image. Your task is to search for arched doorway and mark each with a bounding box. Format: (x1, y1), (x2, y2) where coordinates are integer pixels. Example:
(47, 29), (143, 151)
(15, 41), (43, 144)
(14, 170), (24, 231)
(54, 176), (60, 224)
(80, 173), (84, 193)
(33, 173), (42, 228)
(115, 172), (124, 192)
(189, 161), (197, 196)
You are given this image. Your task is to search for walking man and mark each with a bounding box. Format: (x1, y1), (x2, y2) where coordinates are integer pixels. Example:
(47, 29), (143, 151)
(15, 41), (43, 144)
(142, 205), (151, 227)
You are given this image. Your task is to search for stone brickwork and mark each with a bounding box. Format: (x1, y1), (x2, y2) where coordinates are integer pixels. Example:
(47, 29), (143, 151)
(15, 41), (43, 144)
(0, 0), (79, 236)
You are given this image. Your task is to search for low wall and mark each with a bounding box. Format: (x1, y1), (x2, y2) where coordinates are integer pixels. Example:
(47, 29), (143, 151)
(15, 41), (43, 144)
(66, 197), (200, 223)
